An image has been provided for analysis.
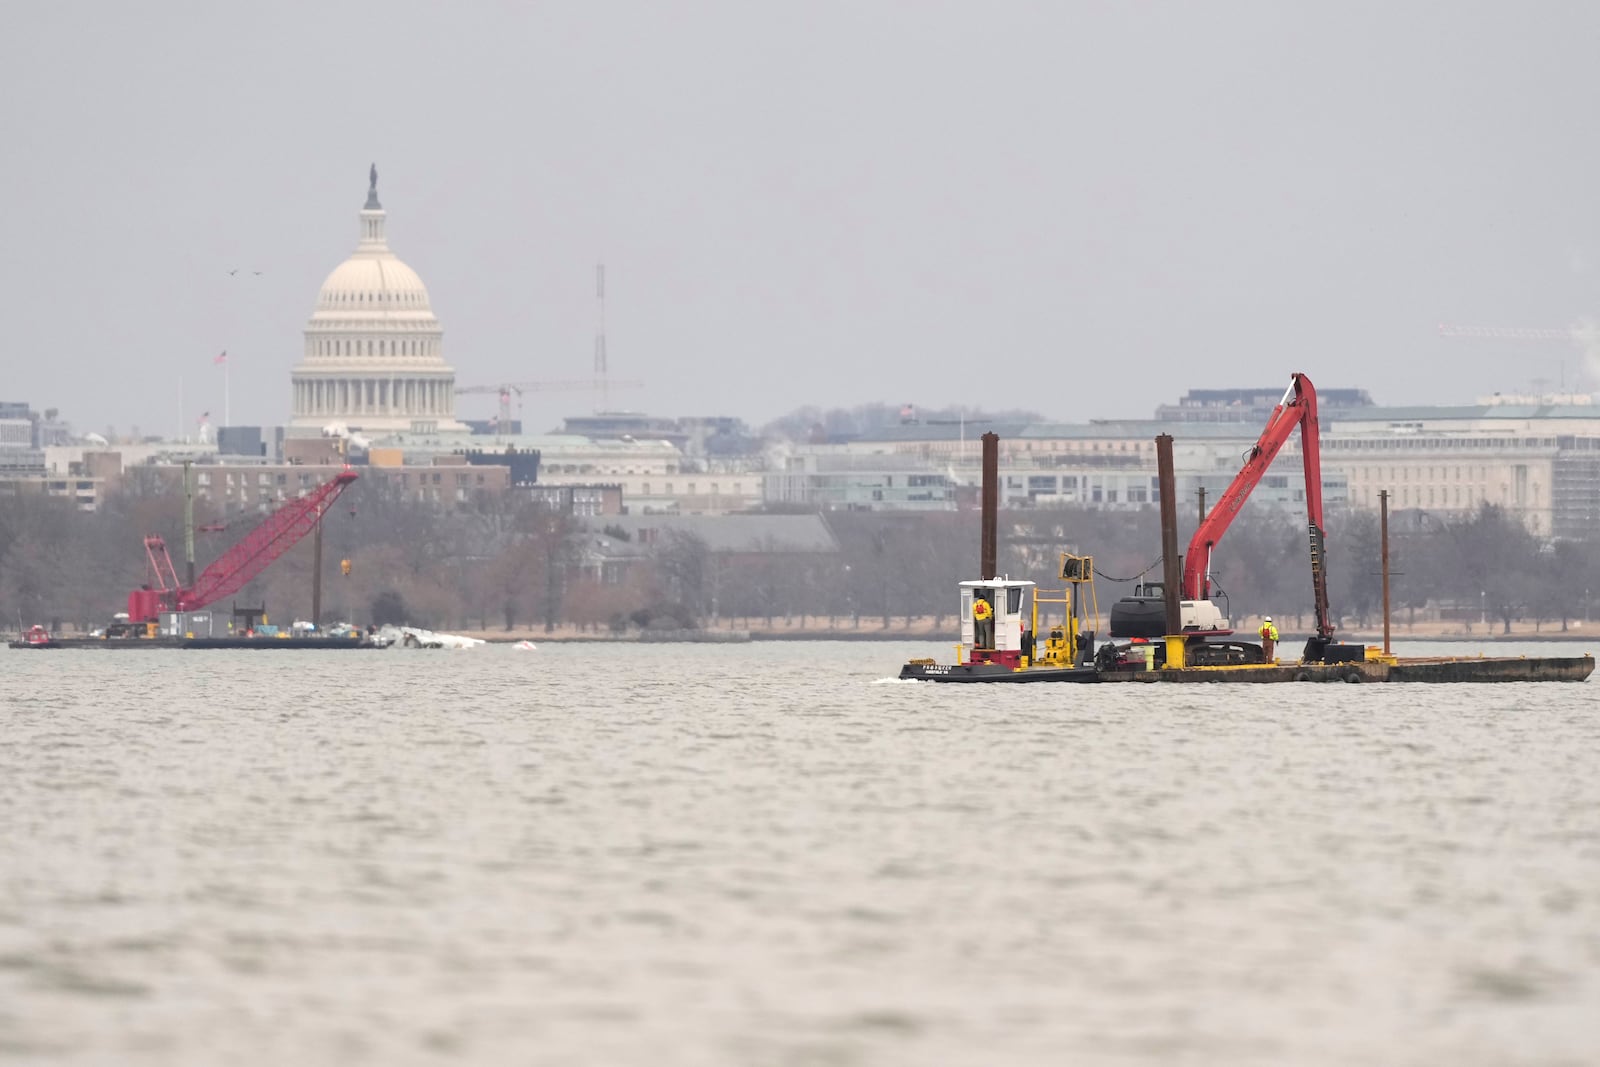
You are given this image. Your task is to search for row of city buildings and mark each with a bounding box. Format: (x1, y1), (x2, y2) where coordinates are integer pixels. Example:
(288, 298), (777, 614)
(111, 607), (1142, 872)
(9, 385), (1600, 541)
(5, 170), (1600, 541)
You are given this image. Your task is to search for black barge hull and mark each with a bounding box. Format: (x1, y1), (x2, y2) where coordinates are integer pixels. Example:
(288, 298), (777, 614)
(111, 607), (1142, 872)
(901, 655), (1592, 684)
(9, 637), (377, 650)
(1096, 654), (1594, 683)
(899, 662), (1102, 683)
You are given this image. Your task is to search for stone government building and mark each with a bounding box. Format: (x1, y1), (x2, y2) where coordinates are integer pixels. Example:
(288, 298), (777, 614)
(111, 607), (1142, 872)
(778, 388), (1600, 540)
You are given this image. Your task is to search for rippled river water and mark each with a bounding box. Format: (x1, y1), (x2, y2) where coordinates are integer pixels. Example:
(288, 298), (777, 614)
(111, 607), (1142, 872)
(2, 640), (1598, 1066)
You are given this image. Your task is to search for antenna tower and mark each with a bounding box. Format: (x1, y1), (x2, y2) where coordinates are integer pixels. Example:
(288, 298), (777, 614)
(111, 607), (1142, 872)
(593, 263), (609, 413)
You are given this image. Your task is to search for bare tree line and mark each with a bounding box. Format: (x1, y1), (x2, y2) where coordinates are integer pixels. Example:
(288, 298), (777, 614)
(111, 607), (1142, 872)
(3, 478), (1598, 636)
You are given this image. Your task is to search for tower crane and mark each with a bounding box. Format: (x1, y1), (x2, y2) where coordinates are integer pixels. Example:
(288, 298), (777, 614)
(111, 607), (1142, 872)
(1438, 321), (1600, 394)
(455, 378), (642, 432)
(457, 263), (646, 434)
(1437, 321), (1600, 343)
(127, 469), (359, 623)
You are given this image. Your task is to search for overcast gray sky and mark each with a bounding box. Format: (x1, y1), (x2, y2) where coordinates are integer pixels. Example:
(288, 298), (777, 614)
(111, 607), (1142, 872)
(6, 1), (1600, 436)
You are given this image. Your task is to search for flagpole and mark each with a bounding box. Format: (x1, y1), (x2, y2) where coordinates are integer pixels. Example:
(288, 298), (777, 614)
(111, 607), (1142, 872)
(224, 359), (230, 428)
(178, 375), (184, 443)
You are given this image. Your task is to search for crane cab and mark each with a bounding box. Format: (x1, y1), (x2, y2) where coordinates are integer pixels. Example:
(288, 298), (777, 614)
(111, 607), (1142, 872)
(157, 611), (222, 638)
(959, 578), (1035, 668)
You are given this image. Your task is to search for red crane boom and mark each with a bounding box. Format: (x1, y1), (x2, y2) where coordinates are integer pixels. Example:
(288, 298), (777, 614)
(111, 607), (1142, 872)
(1180, 373), (1334, 642)
(128, 470), (359, 621)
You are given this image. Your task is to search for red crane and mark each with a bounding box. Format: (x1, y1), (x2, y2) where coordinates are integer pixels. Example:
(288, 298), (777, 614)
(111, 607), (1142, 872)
(1181, 372), (1335, 649)
(127, 470), (359, 622)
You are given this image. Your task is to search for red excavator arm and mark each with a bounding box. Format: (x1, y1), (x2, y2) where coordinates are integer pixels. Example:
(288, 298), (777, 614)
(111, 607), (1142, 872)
(127, 470), (359, 620)
(1180, 373), (1334, 641)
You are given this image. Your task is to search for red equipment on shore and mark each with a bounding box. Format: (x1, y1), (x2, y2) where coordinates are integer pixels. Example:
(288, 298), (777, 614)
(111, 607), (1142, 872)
(126, 470), (358, 622)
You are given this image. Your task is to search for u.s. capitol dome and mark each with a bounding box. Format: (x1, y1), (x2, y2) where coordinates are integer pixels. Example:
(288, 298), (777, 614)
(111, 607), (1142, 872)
(289, 166), (465, 432)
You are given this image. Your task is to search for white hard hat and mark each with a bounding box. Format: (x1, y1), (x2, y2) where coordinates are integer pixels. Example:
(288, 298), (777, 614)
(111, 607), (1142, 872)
(1264, 616), (1272, 622)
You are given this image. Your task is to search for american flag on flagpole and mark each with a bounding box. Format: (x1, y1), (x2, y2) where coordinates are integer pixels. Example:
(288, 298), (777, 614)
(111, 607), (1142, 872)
(214, 351), (227, 365)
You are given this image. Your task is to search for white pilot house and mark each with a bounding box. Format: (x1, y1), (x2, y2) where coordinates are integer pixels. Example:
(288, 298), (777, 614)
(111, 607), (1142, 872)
(959, 578), (1034, 667)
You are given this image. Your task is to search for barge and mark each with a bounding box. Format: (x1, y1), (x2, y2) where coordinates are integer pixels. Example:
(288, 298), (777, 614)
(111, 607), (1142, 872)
(9, 468), (373, 652)
(900, 373), (1593, 685)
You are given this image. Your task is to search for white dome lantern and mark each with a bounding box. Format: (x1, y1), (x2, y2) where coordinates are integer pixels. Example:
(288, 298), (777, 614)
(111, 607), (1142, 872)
(289, 165), (465, 432)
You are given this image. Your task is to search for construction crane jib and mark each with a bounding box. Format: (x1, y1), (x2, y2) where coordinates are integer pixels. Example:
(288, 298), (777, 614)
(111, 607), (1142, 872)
(127, 470), (359, 622)
(455, 379), (642, 429)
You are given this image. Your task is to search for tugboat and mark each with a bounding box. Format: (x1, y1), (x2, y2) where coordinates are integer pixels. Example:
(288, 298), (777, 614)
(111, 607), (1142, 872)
(900, 431), (1103, 683)
(900, 558), (1103, 683)
(15, 624), (59, 649)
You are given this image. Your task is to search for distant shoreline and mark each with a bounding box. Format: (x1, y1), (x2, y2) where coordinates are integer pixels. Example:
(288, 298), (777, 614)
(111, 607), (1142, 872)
(17, 618), (1588, 647)
(458, 627), (1598, 646)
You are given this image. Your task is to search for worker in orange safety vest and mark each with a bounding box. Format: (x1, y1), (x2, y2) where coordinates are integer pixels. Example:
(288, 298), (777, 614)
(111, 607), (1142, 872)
(1258, 615), (1279, 662)
(972, 595), (994, 649)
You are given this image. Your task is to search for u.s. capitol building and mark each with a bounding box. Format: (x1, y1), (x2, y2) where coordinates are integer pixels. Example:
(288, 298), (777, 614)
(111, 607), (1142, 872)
(289, 166), (465, 433)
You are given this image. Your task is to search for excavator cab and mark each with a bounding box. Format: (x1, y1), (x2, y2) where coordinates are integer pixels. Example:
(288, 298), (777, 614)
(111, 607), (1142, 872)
(1108, 581), (1231, 639)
